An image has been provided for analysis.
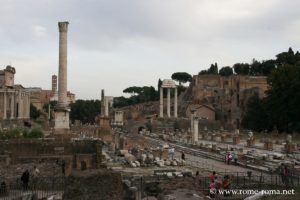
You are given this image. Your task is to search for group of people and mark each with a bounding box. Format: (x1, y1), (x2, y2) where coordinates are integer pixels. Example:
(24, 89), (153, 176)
(208, 171), (231, 198)
(20, 166), (40, 190)
(225, 152), (238, 165)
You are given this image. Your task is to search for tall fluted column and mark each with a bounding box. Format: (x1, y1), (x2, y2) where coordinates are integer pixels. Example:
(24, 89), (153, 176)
(10, 93), (14, 119)
(18, 90), (23, 119)
(174, 87), (177, 118)
(105, 98), (109, 117)
(190, 111), (195, 141)
(167, 88), (170, 117)
(3, 92), (7, 119)
(54, 21), (70, 132)
(159, 88), (163, 117)
(58, 22), (69, 108)
(193, 117), (199, 143)
(26, 93), (30, 118)
(101, 89), (105, 116)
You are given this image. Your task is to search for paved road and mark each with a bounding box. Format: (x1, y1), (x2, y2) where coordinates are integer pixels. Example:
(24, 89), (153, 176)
(145, 136), (273, 177)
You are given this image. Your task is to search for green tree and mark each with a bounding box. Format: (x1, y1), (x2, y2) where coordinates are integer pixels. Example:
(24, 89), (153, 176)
(113, 96), (130, 108)
(219, 66), (233, 76)
(261, 60), (276, 76)
(30, 104), (41, 120)
(70, 100), (101, 124)
(198, 69), (208, 75)
(198, 63), (218, 75)
(266, 64), (300, 132)
(208, 63), (218, 74)
(171, 72), (192, 85)
(42, 101), (58, 120)
(23, 128), (44, 138)
(276, 47), (297, 66)
(233, 63), (250, 75)
(249, 59), (262, 76)
(241, 95), (271, 132)
(123, 86), (143, 95)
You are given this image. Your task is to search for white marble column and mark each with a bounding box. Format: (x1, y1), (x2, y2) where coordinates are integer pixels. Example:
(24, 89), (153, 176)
(174, 87), (177, 118)
(159, 88), (163, 117)
(26, 94), (30, 118)
(3, 92), (7, 119)
(190, 112), (194, 134)
(193, 117), (199, 143)
(104, 98), (109, 117)
(167, 88), (171, 117)
(10, 93), (14, 119)
(18, 91), (23, 119)
(58, 22), (69, 108)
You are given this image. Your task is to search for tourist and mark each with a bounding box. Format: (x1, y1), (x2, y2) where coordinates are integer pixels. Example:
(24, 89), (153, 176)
(32, 166), (40, 190)
(280, 163), (288, 185)
(169, 147), (175, 160)
(181, 152), (185, 161)
(228, 153), (232, 165)
(21, 170), (30, 191)
(214, 176), (221, 194)
(209, 171), (216, 183)
(0, 181), (7, 195)
(222, 175), (231, 196)
(284, 165), (290, 187)
(233, 153), (238, 165)
(195, 171), (201, 186)
(209, 179), (216, 198)
(62, 160), (66, 175)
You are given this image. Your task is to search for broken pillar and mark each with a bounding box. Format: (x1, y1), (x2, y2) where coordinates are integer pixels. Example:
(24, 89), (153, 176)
(247, 138), (255, 147)
(286, 143), (296, 153)
(193, 117), (199, 144)
(264, 139), (273, 150)
(211, 134), (217, 141)
(233, 135), (240, 145)
(221, 134), (226, 143)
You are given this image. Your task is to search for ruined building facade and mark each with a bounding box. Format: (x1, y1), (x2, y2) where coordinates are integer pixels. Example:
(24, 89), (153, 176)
(188, 74), (268, 129)
(0, 66), (30, 120)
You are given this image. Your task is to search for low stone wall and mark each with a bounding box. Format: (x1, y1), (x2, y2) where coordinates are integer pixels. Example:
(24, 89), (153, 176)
(63, 169), (123, 200)
(0, 139), (101, 164)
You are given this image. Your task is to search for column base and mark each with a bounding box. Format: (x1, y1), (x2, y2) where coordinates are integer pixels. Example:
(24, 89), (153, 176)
(54, 110), (70, 132)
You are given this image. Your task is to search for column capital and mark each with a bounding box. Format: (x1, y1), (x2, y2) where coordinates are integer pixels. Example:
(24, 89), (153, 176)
(58, 21), (69, 32)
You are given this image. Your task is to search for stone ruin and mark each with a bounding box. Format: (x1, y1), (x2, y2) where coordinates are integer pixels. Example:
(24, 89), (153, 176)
(63, 169), (123, 200)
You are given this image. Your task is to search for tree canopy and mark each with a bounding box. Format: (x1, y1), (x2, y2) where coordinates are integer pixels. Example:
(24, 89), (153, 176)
(171, 72), (192, 85)
(219, 66), (233, 76)
(242, 48), (300, 133)
(123, 86), (143, 95)
(114, 86), (158, 108)
(199, 63), (218, 75)
(70, 100), (101, 124)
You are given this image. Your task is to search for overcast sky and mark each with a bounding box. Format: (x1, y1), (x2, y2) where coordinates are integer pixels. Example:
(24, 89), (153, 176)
(0, 0), (299, 99)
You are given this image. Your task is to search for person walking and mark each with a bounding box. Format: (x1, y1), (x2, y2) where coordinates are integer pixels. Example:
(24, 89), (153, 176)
(32, 166), (40, 190)
(209, 171), (216, 183)
(21, 170), (30, 191)
(233, 153), (238, 165)
(228, 153), (232, 165)
(61, 160), (66, 175)
(280, 163), (287, 185)
(209, 179), (216, 198)
(222, 175), (231, 197)
(181, 152), (185, 161)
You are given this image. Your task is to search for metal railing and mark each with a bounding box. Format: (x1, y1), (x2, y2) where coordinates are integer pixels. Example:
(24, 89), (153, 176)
(0, 177), (64, 200)
(123, 174), (300, 199)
